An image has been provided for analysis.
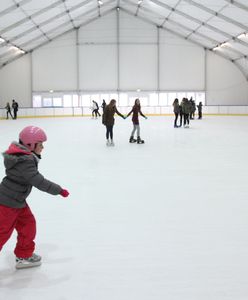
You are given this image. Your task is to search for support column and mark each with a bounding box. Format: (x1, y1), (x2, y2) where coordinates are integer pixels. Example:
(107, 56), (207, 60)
(30, 52), (33, 107)
(204, 48), (207, 105)
(157, 26), (160, 92)
(117, 8), (120, 94)
(76, 28), (80, 99)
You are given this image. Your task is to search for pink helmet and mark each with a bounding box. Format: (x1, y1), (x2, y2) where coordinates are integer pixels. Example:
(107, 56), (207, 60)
(19, 126), (47, 151)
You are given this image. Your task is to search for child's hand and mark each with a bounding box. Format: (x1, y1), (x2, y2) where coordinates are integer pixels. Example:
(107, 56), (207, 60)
(60, 189), (69, 197)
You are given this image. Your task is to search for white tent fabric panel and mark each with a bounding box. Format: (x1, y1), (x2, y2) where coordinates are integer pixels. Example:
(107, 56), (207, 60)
(236, 57), (248, 78)
(196, 27), (228, 43)
(31, 7), (68, 24)
(195, 0), (227, 9)
(236, 0), (248, 6)
(207, 17), (245, 37)
(0, 10), (26, 30)
(230, 42), (248, 56)
(22, 36), (48, 52)
(176, 2), (213, 21)
(3, 20), (35, 39)
(78, 10), (117, 44)
(119, 11), (157, 44)
(40, 15), (71, 32)
(32, 31), (77, 91)
(0, 0), (247, 80)
(0, 0), (15, 11)
(21, 0), (60, 11)
(214, 46), (242, 60)
(13, 28), (44, 45)
(141, 1), (171, 18)
(190, 33), (216, 49)
(162, 22), (195, 39)
(43, 23), (74, 41)
(159, 37), (205, 90)
(79, 44), (118, 90)
(119, 44), (158, 90)
(168, 14), (203, 31)
(221, 5), (248, 25)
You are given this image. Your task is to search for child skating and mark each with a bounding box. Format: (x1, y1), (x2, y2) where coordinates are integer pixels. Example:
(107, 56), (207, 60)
(126, 98), (147, 143)
(0, 126), (69, 269)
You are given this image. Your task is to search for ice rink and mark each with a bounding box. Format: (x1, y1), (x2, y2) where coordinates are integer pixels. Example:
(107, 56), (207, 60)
(0, 115), (248, 300)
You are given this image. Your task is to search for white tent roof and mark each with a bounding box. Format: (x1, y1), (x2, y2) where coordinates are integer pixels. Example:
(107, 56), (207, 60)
(0, 0), (248, 78)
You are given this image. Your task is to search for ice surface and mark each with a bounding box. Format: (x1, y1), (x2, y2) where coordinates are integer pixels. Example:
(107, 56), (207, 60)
(0, 116), (248, 300)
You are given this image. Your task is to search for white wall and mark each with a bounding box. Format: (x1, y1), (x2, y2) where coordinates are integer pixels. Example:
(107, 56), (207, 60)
(0, 10), (248, 108)
(159, 30), (205, 90)
(79, 11), (117, 90)
(206, 51), (248, 105)
(32, 31), (77, 92)
(0, 54), (31, 107)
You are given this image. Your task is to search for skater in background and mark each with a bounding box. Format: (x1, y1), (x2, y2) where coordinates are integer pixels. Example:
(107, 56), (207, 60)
(0, 126), (69, 269)
(126, 98), (147, 143)
(197, 102), (203, 119)
(91, 100), (101, 119)
(102, 99), (125, 146)
(179, 100), (183, 127)
(101, 99), (106, 113)
(181, 98), (191, 128)
(12, 99), (19, 119)
(189, 97), (196, 120)
(5, 102), (13, 119)
(172, 98), (180, 128)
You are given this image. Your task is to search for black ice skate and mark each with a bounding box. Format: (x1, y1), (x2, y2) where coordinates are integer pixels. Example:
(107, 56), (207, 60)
(129, 136), (137, 143)
(137, 137), (144, 144)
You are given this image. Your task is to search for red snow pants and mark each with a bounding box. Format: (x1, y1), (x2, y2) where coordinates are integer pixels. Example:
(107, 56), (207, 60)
(0, 204), (36, 258)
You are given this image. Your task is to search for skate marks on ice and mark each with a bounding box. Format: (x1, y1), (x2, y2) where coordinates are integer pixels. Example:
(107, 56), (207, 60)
(0, 244), (72, 289)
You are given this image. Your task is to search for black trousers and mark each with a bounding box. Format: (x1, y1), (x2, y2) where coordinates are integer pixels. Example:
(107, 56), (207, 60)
(13, 109), (18, 119)
(174, 113), (179, 127)
(106, 125), (113, 140)
(183, 113), (189, 125)
(6, 111), (13, 119)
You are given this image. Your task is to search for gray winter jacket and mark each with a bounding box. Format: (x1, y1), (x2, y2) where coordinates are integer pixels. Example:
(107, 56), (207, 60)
(0, 142), (62, 208)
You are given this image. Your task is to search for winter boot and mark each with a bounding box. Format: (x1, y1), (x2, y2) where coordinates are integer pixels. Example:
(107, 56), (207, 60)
(129, 136), (137, 143)
(16, 253), (42, 269)
(137, 137), (144, 144)
(110, 140), (115, 146)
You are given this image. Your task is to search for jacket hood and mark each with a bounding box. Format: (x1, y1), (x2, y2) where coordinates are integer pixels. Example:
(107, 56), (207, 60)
(2, 142), (32, 169)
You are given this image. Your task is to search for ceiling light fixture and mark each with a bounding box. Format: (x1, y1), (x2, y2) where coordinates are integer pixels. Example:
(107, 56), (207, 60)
(138, 0), (143, 4)
(0, 37), (5, 43)
(237, 32), (247, 39)
(98, 0), (103, 5)
(220, 42), (228, 48)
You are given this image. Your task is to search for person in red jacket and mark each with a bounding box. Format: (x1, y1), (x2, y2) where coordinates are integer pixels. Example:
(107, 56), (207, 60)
(126, 98), (147, 144)
(0, 126), (69, 269)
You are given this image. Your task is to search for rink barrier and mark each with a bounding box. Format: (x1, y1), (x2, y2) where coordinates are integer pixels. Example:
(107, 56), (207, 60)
(1, 106), (248, 119)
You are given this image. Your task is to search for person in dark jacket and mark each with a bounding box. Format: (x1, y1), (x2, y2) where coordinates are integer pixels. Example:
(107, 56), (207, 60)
(197, 102), (203, 119)
(126, 98), (147, 143)
(101, 99), (106, 113)
(0, 126), (69, 269)
(172, 98), (180, 128)
(12, 99), (19, 119)
(181, 98), (191, 128)
(102, 99), (125, 146)
(5, 102), (13, 119)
